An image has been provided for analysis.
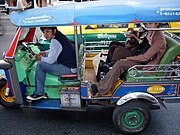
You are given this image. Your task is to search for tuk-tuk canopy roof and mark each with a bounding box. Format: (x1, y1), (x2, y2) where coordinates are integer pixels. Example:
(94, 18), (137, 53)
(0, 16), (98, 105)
(10, 0), (180, 27)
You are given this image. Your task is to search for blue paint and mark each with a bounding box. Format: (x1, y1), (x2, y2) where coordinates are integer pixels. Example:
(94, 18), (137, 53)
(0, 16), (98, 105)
(80, 84), (88, 97)
(4, 70), (15, 96)
(10, 0), (180, 27)
(114, 83), (178, 97)
(30, 100), (61, 110)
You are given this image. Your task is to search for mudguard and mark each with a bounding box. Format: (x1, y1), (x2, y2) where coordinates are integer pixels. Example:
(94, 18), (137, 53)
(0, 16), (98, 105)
(117, 92), (160, 106)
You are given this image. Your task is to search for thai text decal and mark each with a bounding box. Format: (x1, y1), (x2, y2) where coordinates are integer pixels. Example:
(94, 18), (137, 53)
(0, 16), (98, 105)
(147, 85), (165, 94)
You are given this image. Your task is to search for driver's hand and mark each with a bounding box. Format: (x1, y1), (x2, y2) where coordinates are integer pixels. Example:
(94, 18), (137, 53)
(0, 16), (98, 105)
(35, 54), (42, 61)
(39, 51), (46, 56)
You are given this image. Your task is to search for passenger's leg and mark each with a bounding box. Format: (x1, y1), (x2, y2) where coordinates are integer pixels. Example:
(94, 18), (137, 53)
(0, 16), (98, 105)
(106, 42), (125, 63)
(97, 60), (139, 95)
(112, 46), (132, 61)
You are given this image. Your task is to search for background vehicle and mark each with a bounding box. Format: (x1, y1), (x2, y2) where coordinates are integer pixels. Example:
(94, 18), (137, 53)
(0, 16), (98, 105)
(57, 23), (135, 52)
(58, 22), (180, 48)
(0, 0), (180, 134)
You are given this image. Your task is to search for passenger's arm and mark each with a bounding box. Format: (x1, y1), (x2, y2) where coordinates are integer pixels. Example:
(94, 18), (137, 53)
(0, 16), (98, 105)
(126, 37), (164, 62)
(127, 33), (141, 43)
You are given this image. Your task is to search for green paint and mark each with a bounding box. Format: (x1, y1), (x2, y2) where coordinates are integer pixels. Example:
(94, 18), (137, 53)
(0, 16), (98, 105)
(122, 109), (144, 129)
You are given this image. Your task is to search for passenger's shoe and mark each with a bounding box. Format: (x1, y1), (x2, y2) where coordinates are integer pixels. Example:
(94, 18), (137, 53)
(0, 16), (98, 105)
(26, 93), (48, 101)
(87, 82), (98, 96)
(91, 84), (98, 95)
(91, 92), (101, 98)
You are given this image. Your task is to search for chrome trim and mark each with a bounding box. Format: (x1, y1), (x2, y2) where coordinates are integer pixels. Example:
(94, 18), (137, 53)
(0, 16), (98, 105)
(117, 92), (159, 106)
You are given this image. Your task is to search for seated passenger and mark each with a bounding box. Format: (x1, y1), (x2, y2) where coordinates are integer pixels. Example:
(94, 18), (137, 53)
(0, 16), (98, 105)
(107, 27), (148, 63)
(90, 23), (167, 97)
(27, 27), (77, 101)
(106, 28), (139, 63)
(97, 27), (149, 81)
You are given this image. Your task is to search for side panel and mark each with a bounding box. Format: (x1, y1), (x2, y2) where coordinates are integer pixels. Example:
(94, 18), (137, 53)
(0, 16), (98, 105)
(113, 82), (179, 98)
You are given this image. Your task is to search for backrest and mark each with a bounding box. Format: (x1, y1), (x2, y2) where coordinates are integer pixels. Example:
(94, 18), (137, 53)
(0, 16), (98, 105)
(160, 34), (180, 64)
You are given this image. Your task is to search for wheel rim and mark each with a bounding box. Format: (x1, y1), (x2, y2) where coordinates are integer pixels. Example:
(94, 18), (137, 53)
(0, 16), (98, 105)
(121, 109), (144, 129)
(0, 86), (15, 103)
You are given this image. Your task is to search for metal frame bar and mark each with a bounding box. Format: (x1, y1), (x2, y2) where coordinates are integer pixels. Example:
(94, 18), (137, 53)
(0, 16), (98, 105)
(74, 25), (80, 80)
(127, 64), (180, 80)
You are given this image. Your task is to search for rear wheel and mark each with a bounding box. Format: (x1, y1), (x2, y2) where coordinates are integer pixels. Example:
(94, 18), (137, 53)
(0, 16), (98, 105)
(0, 78), (20, 108)
(113, 100), (151, 134)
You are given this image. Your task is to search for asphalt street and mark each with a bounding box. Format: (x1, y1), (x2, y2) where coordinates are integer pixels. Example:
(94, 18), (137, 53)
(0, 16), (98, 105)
(0, 14), (180, 135)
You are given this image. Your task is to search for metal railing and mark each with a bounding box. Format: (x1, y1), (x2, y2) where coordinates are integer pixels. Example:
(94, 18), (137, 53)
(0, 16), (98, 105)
(127, 64), (180, 81)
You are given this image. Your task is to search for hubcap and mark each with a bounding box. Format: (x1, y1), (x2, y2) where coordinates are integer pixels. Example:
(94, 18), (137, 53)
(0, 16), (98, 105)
(122, 109), (144, 129)
(0, 86), (15, 103)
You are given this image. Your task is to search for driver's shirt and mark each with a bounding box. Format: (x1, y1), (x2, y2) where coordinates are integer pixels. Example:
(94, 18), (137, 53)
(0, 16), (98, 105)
(41, 38), (62, 64)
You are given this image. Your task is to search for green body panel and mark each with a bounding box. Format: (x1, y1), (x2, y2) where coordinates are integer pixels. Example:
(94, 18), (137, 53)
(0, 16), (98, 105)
(160, 35), (180, 64)
(38, 39), (51, 51)
(26, 86), (61, 99)
(14, 44), (81, 99)
(15, 45), (40, 82)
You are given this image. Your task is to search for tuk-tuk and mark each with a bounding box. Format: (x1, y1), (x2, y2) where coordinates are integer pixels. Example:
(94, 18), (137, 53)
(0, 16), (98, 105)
(0, 0), (180, 134)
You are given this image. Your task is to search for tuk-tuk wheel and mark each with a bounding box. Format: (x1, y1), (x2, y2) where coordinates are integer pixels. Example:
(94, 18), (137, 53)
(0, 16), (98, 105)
(0, 79), (20, 109)
(113, 100), (151, 134)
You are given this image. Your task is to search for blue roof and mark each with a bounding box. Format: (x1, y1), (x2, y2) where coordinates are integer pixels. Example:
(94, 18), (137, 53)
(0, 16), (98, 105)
(10, 0), (180, 27)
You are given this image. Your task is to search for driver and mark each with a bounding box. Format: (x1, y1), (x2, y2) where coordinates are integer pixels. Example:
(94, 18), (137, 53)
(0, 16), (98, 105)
(27, 27), (77, 101)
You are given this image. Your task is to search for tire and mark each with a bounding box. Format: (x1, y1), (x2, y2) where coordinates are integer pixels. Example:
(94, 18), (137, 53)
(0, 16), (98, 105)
(0, 78), (20, 109)
(113, 100), (151, 134)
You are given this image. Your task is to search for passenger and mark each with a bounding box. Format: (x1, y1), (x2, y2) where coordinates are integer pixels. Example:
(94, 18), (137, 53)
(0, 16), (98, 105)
(107, 27), (148, 63)
(27, 27), (77, 101)
(96, 27), (148, 81)
(106, 28), (139, 63)
(90, 23), (167, 97)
